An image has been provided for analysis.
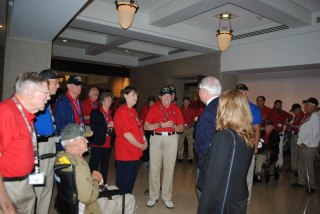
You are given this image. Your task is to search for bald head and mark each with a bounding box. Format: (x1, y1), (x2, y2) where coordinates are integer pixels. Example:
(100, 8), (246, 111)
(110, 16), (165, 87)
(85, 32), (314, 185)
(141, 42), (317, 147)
(88, 87), (99, 102)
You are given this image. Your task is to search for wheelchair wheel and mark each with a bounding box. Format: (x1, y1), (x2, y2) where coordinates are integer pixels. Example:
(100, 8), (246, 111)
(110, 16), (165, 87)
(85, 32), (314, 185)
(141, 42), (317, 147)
(265, 170), (270, 183)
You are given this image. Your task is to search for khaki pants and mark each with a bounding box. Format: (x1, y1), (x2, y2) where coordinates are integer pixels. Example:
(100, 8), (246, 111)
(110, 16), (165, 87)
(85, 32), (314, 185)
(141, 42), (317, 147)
(290, 134), (299, 172)
(34, 137), (56, 214)
(149, 134), (178, 202)
(255, 154), (267, 174)
(297, 146), (318, 189)
(177, 127), (194, 160)
(276, 134), (284, 167)
(1, 179), (36, 214)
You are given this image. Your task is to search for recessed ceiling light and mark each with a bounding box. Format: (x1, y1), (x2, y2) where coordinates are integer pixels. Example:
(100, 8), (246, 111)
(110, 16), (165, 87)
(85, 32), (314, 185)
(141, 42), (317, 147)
(62, 39), (67, 43)
(125, 49), (129, 53)
(0, 25), (3, 28)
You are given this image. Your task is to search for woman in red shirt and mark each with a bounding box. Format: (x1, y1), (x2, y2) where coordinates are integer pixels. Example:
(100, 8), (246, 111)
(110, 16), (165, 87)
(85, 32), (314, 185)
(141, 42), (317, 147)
(114, 86), (148, 194)
(89, 92), (114, 184)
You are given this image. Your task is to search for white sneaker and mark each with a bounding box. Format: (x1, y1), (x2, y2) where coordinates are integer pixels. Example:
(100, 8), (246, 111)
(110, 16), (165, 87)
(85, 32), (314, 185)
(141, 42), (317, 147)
(146, 199), (157, 207)
(163, 200), (174, 209)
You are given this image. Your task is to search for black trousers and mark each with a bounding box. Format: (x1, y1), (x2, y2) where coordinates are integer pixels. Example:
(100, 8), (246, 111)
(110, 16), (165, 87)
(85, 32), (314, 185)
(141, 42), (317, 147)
(115, 160), (140, 194)
(89, 147), (112, 184)
(142, 131), (152, 162)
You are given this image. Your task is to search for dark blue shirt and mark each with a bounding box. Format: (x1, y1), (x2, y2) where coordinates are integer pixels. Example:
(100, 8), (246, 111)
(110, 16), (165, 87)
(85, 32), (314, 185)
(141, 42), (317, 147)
(35, 105), (55, 136)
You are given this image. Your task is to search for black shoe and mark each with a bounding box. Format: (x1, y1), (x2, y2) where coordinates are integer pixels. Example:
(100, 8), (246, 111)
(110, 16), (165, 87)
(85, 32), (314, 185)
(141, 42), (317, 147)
(306, 188), (316, 195)
(188, 159), (193, 164)
(177, 159), (183, 163)
(291, 183), (305, 188)
(253, 173), (262, 183)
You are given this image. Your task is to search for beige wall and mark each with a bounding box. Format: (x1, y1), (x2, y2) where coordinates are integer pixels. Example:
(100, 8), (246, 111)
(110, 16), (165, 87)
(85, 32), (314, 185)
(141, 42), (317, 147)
(238, 75), (320, 112)
(131, 53), (238, 113)
(2, 38), (52, 99)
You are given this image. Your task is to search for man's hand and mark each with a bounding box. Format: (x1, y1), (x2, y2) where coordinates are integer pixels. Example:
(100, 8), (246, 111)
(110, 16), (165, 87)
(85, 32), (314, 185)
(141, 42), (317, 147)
(0, 174), (16, 214)
(91, 171), (103, 185)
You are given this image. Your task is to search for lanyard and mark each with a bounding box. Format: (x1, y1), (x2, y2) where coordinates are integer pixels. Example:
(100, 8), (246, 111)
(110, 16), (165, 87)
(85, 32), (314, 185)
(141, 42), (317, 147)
(129, 108), (144, 134)
(102, 110), (110, 125)
(160, 104), (173, 122)
(90, 101), (97, 109)
(73, 99), (84, 125)
(12, 97), (39, 173)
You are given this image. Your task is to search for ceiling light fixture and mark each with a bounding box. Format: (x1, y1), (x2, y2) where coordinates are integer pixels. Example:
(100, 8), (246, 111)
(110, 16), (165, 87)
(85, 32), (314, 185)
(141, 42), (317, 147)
(216, 14), (233, 52)
(0, 25), (3, 28)
(62, 39), (67, 43)
(115, 0), (139, 30)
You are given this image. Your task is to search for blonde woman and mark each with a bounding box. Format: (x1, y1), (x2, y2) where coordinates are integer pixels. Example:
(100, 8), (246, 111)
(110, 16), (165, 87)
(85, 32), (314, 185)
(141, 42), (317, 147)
(197, 90), (255, 214)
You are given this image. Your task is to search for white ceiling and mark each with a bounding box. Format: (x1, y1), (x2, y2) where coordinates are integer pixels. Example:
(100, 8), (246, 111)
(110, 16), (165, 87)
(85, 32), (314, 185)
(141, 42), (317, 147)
(8, 0), (320, 68)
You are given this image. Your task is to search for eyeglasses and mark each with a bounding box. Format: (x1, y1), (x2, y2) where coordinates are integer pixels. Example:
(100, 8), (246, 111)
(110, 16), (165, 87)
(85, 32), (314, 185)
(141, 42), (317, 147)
(48, 79), (60, 85)
(34, 89), (50, 95)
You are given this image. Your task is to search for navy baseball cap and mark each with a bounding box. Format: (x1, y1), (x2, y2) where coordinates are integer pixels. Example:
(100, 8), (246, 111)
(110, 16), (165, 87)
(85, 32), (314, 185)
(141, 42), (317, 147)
(40, 69), (63, 80)
(67, 75), (84, 85)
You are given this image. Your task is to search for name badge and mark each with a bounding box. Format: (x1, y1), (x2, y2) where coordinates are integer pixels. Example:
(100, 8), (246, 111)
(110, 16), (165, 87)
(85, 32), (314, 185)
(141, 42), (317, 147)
(278, 123), (282, 127)
(29, 172), (45, 185)
(162, 132), (168, 136)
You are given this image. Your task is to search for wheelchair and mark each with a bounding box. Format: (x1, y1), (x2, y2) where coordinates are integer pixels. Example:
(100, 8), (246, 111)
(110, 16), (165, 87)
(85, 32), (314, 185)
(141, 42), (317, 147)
(53, 164), (131, 214)
(254, 138), (280, 183)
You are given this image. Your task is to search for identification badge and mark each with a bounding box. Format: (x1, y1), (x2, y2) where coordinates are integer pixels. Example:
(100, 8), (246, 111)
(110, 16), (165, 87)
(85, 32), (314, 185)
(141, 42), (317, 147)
(162, 132), (168, 136)
(184, 123), (187, 127)
(278, 123), (282, 127)
(28, 172), (45, 185)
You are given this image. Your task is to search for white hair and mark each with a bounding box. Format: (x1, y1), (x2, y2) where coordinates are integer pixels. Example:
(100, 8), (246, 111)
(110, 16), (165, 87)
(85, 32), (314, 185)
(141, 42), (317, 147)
(199, 76), (222, 95)
(15, 72), (46, 93)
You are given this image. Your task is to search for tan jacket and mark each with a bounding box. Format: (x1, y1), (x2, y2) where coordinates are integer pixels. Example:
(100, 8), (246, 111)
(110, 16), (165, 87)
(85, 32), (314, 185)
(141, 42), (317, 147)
(55, 151), (102, 214)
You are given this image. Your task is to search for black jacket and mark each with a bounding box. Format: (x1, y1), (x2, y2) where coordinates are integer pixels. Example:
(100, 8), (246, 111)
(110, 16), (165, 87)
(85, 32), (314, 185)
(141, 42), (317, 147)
(197, 129), (253, 214)
(90, 109), (108, 146)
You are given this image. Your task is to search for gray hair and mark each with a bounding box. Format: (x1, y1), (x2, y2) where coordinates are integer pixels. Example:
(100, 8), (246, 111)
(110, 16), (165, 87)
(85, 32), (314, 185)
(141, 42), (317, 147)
(61, 137), (82, 148)
(15, 72), (47, 93)
(199, 76), (222, 95)
(99, 92), (114, 105)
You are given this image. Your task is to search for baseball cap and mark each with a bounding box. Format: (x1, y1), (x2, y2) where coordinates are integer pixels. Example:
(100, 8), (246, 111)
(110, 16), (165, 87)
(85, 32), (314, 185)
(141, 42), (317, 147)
(167, 85), (176, 94)
(39, 69), (63, 80)
(61, 124), (93, 141)
(303, 97), (318, 106)
(235, 83), (249, 91)
(67, 75), (84, 85)
(159, 86), (172, 96)
(290, 103), (301, 112)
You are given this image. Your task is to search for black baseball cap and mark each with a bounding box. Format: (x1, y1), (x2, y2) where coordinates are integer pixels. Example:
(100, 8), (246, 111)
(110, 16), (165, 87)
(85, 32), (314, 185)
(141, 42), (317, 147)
(67, 75), (84, 85)
(160, 86), (172, 96)
(167, 85), (176, 94)
(290, 103), (301, 112)
(39, 69), (63, 80)
(303, 97), (318, 106)
(235, 83), (249, 91)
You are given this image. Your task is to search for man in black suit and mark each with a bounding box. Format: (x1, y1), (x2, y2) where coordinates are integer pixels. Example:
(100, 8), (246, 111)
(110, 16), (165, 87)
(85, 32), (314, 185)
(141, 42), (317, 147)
(194, 76), (222, 200)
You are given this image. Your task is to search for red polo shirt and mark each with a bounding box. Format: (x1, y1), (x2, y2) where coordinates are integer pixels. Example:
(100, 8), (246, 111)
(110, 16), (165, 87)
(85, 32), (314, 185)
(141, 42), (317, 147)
(180, 107), (197, 127)
(259, 105), (271, 125)
(0, 97), (35, 177)
(289, 112), (305, 134)
(145, 102), (184, 132)
(82, 98), (98, 125)
(140, 104), (149, 125)
(114, 105), (144, 161)
(267, 108), (293, 133)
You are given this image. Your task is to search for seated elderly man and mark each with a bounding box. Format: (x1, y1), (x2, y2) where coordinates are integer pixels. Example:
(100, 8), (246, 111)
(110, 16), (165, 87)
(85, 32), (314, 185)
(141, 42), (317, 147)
(55, 123), (135, 214)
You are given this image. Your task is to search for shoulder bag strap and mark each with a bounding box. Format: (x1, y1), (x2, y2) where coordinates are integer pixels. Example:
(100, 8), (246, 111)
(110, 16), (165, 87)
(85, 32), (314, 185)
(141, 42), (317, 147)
(220, 129), (236, 214)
